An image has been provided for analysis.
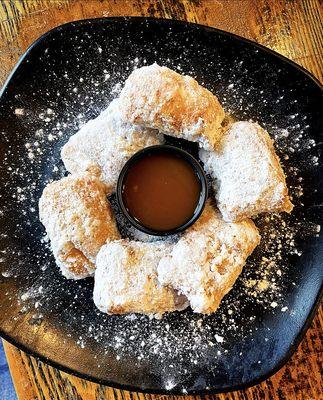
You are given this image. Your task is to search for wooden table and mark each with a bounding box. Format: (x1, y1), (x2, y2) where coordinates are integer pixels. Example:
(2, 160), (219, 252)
(0, 1), (322, 399)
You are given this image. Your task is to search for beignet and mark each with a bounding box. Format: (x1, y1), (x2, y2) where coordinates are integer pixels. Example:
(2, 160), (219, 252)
(199, 121), (293, 221)
(94, 240), (188, 317)
(61, 99), (162, 192)
(119, 64), (225, 150)
(39, 174), (120, 279)
(158, 202), (260, 313)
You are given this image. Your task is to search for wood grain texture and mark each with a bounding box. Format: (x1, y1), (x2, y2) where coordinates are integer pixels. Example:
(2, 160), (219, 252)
(3, 308), (323, 400)
(0, 0), (322, 399)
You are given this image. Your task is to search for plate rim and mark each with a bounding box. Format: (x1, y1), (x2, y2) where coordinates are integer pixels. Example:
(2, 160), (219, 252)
(1, 16), (322, 98)
(0, 16), (322, 395)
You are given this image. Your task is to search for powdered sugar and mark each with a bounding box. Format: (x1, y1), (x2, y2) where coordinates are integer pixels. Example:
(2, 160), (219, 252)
(61, 98), (163, 192)
(158, 202), (260, 313)
(118, 63), (225, 150)
(0, 22), (321, 391)
(94, 240), (187, 317)
(5, 69), (318, 374)
(1, 55), (320, 345)
(199, 121), (293, 221)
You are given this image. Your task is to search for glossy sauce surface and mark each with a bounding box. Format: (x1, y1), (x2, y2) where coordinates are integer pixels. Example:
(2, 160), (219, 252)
(122, 152), (201, 231)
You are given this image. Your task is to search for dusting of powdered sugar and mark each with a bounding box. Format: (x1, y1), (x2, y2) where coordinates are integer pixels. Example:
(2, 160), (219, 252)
(0, 21), (321, 392)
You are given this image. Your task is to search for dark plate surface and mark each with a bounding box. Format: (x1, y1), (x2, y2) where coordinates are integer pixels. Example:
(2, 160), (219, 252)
(0, 17), (322, 395)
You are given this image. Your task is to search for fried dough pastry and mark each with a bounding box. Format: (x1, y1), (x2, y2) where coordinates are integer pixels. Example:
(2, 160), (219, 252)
(118, 64), (225, 150)
(94, 240), (188, 317)
(61, 99), (163, 192)
(39, 175), (120, 279)
(199, 121), (293, 222)
(157, 202), (260, 314)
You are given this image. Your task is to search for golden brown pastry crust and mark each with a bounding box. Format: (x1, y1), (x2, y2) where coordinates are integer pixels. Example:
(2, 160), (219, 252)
(61, 99), (162, 192)
(38, 65), (294, 318)
(119, 64), (225, 149)
(158, 201), (261, 313)
(200, 121), (293, 222)
(39, 174), (120, 279)
(94, 240), (188, 317)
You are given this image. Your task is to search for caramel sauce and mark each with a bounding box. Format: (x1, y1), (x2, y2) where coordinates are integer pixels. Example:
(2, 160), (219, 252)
(122, 151), (201, 231)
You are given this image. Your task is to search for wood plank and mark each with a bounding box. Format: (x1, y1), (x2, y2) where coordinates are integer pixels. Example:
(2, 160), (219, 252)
(1, 0), (322, 399)
(0, 0), (322, 85)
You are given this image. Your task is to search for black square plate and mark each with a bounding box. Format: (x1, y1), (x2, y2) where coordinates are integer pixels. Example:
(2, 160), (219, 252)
(0, 18), (322, 395)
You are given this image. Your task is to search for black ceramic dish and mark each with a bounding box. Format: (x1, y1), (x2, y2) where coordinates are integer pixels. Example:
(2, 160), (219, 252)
(117, 145), (208, 236)
(0, 18), (322, 395)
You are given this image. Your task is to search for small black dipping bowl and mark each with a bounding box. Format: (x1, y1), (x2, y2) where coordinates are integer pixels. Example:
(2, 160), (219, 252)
(116, 145), (208, 236)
